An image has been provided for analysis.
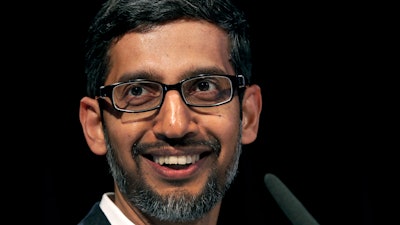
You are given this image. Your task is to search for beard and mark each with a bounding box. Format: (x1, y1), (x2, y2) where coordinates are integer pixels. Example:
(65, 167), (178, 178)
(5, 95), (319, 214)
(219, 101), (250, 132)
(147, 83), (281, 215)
(103, 124), (242, 223)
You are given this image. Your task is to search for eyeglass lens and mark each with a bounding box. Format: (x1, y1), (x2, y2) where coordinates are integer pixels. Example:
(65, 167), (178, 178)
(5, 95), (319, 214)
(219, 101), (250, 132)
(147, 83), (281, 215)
(112, 75), (233, 112)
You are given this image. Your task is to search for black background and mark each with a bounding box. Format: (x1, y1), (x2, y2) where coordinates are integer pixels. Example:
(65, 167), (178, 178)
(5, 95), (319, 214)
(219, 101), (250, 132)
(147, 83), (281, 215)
(23, 0), (397, 224)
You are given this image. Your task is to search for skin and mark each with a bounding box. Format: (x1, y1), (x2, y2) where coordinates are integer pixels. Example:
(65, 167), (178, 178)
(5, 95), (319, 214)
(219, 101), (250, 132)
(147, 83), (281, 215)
(79, 19), (262, 225)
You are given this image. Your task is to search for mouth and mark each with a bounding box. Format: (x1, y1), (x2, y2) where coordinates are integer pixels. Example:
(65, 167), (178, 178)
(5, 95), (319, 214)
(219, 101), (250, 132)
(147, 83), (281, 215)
(144, 152), (211, 169)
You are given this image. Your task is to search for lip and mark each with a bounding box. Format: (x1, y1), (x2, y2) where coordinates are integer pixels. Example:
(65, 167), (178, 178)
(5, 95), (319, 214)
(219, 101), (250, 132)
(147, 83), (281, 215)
(144, 155), (208, 180)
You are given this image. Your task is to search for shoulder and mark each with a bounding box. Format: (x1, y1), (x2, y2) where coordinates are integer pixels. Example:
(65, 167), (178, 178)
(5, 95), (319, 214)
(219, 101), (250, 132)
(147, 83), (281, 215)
(77, 202), (111, 225)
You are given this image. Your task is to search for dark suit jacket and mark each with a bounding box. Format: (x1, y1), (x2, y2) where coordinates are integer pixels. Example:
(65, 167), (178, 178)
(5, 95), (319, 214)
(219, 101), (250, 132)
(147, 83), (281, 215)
(78, 202), (111, 225)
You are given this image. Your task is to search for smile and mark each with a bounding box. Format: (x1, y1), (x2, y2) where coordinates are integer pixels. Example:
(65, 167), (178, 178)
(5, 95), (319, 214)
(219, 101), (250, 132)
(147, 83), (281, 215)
(153, 154), (200, 165)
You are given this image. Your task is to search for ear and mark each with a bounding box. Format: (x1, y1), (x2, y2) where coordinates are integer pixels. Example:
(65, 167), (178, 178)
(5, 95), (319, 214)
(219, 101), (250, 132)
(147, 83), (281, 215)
(79, 97), (107, 155)
(241, 84), (262, 144)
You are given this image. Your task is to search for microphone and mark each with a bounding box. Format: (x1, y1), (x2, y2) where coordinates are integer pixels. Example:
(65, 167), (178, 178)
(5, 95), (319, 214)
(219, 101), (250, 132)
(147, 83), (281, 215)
(264, 173), (320, 225)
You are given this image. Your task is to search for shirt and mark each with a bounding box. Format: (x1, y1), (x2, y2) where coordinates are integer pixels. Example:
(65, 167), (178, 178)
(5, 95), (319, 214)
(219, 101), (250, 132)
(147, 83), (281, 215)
(99, 192), (136, 225)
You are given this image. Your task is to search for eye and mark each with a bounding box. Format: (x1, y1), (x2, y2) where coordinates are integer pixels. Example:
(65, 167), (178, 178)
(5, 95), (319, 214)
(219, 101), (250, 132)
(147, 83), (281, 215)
(119, 82), (158, 98)
(128, 85), (147, 96)
(188, 77), (220, 93)
(114, 82), (162, 107)
(183, 77), (221, 102)
(195, 80), (217, 92)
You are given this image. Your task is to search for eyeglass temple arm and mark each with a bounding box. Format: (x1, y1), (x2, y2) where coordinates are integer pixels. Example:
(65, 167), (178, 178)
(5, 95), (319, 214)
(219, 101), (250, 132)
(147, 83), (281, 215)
(237, 75), (247, 88)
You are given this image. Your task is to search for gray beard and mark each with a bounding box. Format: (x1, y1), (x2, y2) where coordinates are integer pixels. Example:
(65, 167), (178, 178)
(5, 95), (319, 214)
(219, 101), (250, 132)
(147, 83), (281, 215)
(103, 124), (242, 223)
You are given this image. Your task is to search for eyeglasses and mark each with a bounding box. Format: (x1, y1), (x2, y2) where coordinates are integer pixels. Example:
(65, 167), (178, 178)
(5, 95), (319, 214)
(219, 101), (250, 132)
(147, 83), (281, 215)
(98, 74), (247, 113)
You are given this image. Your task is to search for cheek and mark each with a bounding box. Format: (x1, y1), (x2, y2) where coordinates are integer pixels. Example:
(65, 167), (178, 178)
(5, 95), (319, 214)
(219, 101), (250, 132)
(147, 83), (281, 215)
(104, 114), (144, 156)
(218, 103), (241, 156)
(202, 103), (241, 151)
(207, 112), (241, 176)
(105, 122), (147, 170)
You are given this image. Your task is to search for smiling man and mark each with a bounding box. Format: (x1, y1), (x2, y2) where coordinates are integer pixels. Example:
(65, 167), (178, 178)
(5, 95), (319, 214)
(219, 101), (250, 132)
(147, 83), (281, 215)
(78, 0), (262, 224)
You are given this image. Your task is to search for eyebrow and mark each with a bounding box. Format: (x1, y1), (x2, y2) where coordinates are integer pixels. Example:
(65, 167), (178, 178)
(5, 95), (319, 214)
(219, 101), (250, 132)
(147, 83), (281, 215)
(117, 66), (230, 83)
(183, 67), (229, 78)
(118, 71), (158, 83)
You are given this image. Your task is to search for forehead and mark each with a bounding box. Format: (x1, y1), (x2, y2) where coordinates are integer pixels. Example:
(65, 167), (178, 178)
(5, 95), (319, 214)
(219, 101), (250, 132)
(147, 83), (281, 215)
(106, 20), (234, 84)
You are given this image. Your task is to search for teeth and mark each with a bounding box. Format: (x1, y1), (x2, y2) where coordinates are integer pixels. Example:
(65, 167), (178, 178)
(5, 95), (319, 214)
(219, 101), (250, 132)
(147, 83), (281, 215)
(154, 155), (200, 165)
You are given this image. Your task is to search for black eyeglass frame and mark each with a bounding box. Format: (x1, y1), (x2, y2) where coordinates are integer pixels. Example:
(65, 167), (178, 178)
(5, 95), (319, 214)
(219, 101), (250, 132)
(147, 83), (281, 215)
(98, 74), (247, 113)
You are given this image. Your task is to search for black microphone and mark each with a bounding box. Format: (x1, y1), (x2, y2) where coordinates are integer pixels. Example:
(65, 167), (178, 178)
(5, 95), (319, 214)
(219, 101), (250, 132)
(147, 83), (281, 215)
(264, 173), (320, 225)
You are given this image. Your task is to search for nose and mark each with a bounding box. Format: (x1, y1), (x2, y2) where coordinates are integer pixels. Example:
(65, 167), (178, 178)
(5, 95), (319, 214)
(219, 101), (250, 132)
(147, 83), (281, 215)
(153, 90), (194, 139)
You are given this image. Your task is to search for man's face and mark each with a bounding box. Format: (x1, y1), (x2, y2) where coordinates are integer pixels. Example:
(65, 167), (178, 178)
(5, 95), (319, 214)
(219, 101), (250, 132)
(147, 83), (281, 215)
(102, 20), (243, 221)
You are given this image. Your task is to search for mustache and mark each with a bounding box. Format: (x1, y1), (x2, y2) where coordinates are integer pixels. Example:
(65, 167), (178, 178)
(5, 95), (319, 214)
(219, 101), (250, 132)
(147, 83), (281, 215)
(132, 137), (221, 156)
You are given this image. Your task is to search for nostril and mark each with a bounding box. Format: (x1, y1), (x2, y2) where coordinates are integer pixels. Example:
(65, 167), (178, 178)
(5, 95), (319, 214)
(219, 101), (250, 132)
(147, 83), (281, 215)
(164, 138), (184, 146)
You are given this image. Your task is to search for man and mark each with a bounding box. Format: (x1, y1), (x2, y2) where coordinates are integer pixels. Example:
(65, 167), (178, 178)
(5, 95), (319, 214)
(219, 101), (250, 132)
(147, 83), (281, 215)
(78, 0), (262, 224)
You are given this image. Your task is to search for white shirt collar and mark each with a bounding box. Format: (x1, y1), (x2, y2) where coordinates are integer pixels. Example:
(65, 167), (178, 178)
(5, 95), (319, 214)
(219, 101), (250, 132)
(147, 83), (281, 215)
(99, 192), (136, 225)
